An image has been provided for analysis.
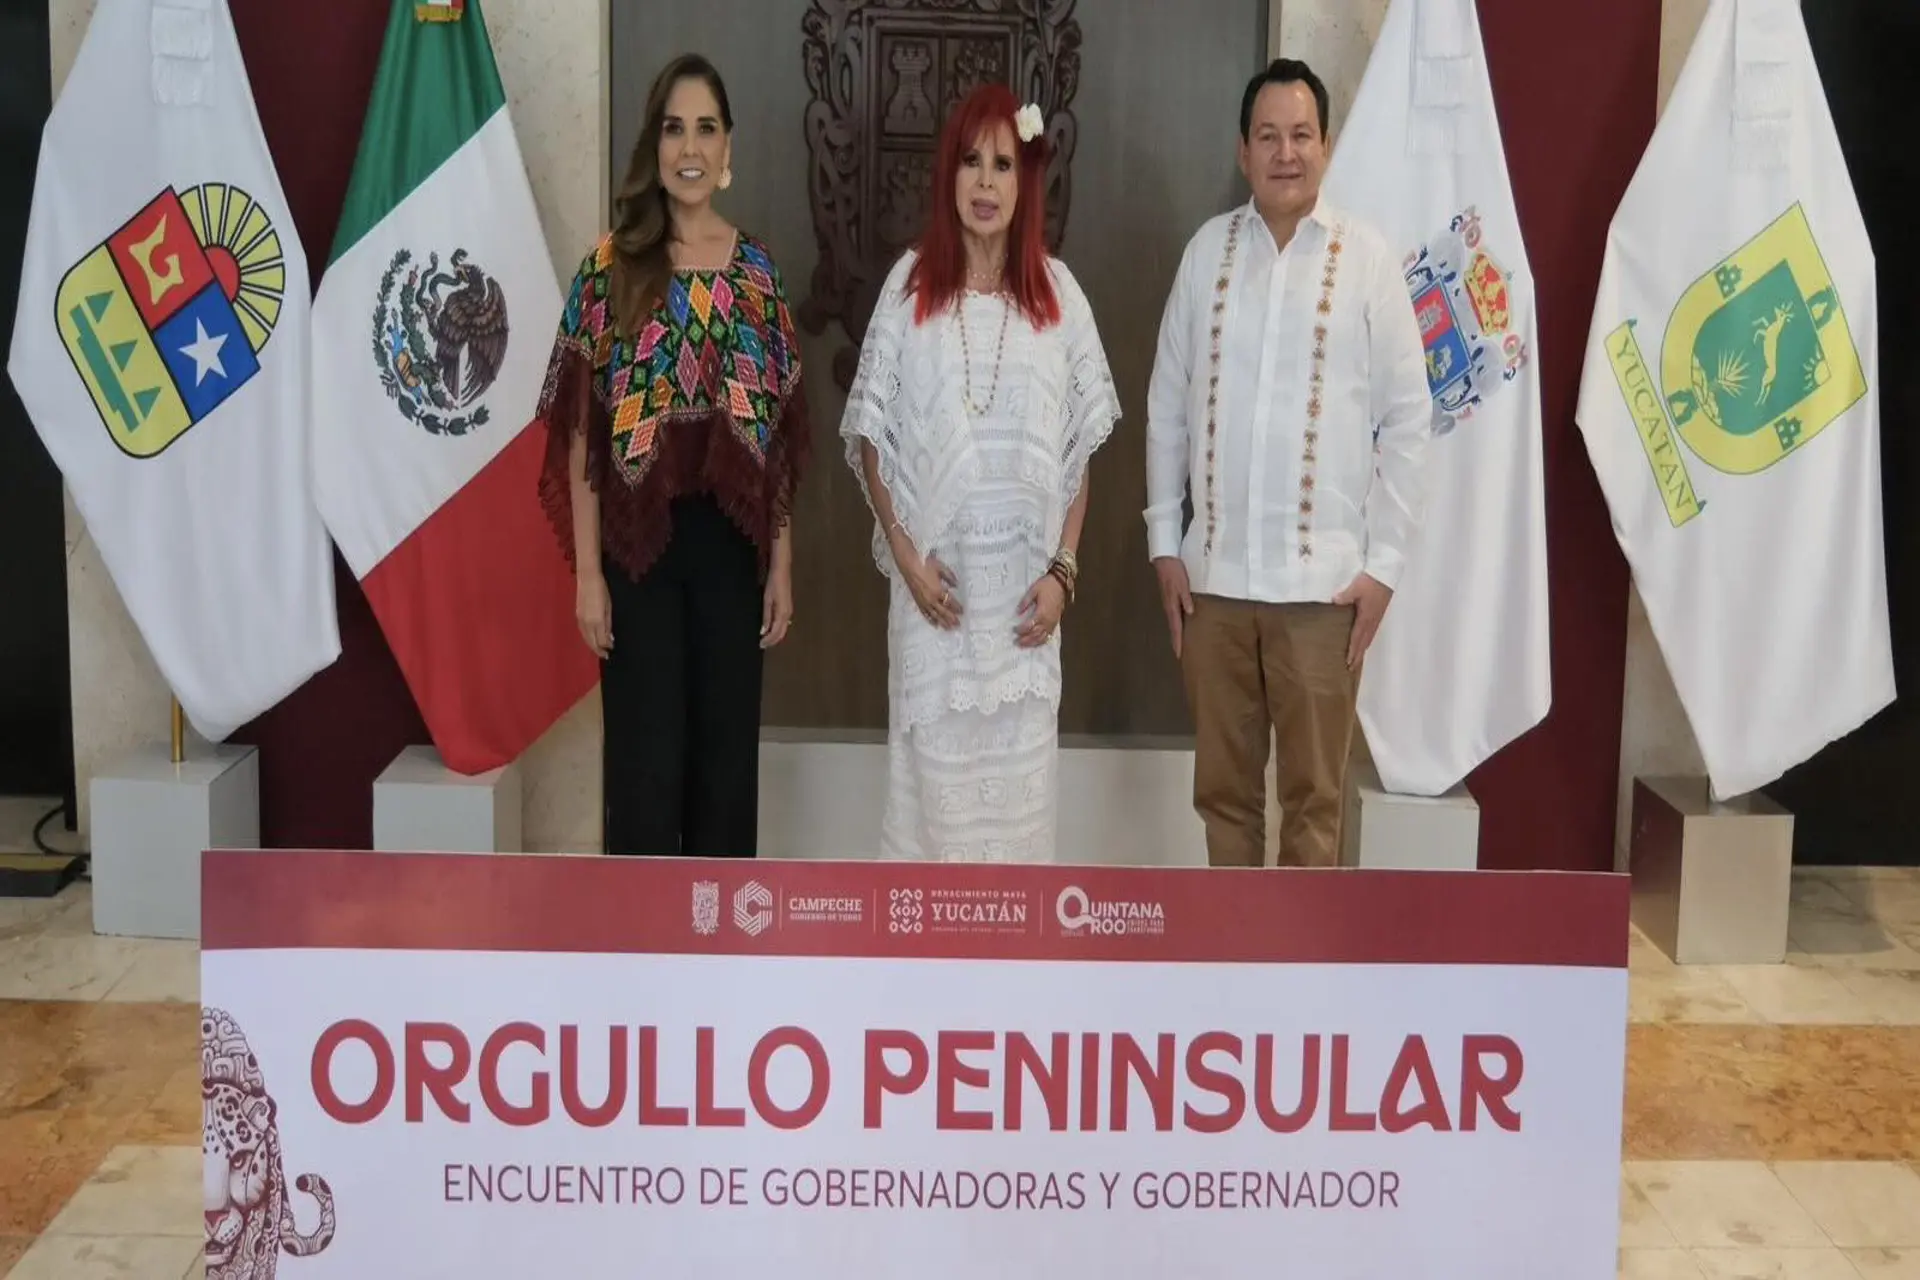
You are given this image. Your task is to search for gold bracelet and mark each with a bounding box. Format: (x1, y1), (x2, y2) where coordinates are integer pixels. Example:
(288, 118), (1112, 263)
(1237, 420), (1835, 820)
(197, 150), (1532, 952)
(1047, 550), (1078, 603)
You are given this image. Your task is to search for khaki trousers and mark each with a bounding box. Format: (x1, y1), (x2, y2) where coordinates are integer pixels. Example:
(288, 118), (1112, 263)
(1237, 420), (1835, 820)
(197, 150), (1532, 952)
(1180, 595), (1360, 869)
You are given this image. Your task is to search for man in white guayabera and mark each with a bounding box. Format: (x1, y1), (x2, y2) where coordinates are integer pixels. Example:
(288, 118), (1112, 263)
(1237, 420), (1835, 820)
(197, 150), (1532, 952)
(1145, 58), (1432, 870)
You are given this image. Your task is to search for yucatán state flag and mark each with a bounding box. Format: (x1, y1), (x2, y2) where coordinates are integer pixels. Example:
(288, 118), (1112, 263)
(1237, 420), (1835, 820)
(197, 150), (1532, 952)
(1575, 0), (1892, 799)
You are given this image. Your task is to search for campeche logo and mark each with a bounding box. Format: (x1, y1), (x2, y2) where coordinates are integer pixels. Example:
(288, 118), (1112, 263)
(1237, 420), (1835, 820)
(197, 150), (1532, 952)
(732, 880), (774, 936)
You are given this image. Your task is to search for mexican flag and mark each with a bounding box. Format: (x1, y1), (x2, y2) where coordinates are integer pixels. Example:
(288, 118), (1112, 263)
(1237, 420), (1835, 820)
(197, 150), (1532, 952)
(311, 0), (596, 775)
(1575, 0), (1892, 798)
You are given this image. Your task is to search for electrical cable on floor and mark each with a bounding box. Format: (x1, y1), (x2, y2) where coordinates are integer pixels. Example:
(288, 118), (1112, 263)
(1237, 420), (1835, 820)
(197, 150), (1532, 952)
(34, 802), (90, 880)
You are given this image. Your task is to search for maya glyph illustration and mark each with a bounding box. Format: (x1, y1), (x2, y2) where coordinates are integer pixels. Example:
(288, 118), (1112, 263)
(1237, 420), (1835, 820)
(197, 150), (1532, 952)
(203, 1007), (336, 1278)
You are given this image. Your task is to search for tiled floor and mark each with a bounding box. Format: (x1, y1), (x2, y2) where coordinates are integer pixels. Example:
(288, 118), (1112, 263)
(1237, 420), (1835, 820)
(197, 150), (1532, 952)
(2, 852), (1919, 1277)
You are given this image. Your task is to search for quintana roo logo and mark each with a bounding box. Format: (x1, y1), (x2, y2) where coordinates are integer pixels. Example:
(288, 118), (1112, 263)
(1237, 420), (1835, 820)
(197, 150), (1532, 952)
(371, 246), (510, 437)
(202, 1007), (336, 1278)
(733, 880), (774, 936)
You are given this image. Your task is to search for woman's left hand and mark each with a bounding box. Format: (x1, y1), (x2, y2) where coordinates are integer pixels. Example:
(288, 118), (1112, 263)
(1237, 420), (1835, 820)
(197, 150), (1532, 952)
(761, 564), (794, 649)
(1015, 573), (1066, 649)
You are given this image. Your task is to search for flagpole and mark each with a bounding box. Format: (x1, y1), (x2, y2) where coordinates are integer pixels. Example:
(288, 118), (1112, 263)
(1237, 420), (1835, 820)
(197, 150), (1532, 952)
(170, 697), (184, 764)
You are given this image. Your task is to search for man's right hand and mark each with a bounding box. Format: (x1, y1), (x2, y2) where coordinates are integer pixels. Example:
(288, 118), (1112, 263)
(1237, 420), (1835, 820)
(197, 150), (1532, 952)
(1153, 556), (1194, 659)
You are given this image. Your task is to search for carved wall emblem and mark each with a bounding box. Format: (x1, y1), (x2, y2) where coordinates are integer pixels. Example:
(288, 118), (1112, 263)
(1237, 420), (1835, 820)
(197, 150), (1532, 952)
(799, 0), (1083, 388)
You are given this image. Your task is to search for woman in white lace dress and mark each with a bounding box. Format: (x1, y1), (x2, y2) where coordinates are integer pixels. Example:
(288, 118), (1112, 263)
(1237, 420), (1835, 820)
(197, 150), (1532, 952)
(841, 84), (1121, 864)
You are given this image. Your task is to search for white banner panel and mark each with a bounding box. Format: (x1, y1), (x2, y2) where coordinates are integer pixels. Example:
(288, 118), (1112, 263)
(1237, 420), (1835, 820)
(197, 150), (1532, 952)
(199, 852), (1629, 1278)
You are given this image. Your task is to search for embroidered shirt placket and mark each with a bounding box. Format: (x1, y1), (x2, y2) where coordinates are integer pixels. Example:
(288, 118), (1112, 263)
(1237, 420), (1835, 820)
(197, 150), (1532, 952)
(1200, 210), (1244, 567)
(1300, 222), (1346, 564)
(1244, 223), (1290, 590)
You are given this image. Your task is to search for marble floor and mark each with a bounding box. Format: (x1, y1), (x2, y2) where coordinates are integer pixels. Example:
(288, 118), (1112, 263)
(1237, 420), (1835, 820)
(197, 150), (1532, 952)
(2, 840), (1918, 1277)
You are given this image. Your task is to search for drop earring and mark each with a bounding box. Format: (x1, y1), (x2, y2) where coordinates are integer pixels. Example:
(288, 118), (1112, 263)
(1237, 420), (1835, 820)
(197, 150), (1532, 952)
(719, 167), (732, 190)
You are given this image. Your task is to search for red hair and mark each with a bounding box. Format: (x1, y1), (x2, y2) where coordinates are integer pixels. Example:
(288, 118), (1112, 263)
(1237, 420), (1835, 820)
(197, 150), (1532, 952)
(905, 82), (1060, 330)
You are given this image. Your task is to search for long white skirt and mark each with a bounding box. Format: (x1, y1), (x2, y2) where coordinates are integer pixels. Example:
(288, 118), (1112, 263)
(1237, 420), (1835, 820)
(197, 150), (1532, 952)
(880, 694), (1058, 863)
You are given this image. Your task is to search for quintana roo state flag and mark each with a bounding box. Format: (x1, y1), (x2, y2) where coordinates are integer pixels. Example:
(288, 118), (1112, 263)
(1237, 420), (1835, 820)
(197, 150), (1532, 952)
(8, 0), (340, 742)
(1575, 0), (1891, 800)
(311, 0), (596, 775)
(1322, 0), (1550, 796)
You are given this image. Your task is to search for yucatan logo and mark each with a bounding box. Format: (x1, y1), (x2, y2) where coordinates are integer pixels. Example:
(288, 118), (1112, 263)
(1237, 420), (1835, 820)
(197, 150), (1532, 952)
(1600, 202), (1867, 527)
(371, 247), (509, 437)
(1404, 206), (1528, 437)
(56, 183), (286, 459)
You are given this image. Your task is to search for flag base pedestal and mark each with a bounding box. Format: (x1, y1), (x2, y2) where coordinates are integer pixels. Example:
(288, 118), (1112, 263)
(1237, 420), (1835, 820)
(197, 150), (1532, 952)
(373, 744), (522, 853)
(1628, 776), (1793, 966)
(1335, 756), (1481, 870)
(88, 742), (260, 940)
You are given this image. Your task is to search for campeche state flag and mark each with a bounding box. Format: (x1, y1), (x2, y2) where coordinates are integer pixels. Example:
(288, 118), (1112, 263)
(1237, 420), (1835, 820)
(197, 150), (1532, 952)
(1575, 0), (1892, 799)
(1322, 0), (1551, 795)
(311, 0), (596, 774)
(8, 0), (340, 743)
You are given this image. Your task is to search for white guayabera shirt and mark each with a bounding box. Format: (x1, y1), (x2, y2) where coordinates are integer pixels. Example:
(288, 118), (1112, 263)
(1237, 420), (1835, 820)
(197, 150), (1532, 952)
(1145, 196), (1433, 603)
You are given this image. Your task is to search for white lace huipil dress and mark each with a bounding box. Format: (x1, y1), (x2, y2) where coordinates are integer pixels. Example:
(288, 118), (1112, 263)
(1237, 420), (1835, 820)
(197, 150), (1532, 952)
(841, 250), (1119, 863)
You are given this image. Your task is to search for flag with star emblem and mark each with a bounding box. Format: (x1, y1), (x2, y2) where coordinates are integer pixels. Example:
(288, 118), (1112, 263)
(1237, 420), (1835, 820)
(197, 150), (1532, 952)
(310, 0), (594, 775)
(7, 0), (340, 742)
(1575, 0), (1891, 799)
(1323, 0), (1551, 796)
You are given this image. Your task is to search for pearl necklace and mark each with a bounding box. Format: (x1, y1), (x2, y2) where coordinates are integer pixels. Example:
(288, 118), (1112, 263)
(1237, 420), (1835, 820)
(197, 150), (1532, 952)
(957, 291), (1010, 418)
(965, 258), (1004, 290)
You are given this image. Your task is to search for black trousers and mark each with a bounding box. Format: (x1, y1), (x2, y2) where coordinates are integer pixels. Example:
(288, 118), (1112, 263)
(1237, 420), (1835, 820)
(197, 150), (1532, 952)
(600, 495), (763, 857)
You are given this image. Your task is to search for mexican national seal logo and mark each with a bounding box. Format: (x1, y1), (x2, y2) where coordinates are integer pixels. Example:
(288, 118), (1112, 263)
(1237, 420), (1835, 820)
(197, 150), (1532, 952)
(1599, 202), (1867, 527)
(1404, 207), (1529, 436)
(371, 247), (509, 437)
(56, 183), (286, 459)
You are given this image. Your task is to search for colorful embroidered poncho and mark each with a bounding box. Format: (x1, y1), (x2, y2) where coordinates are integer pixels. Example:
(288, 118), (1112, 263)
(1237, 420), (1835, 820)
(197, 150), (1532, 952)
(536, 231), (809, 583)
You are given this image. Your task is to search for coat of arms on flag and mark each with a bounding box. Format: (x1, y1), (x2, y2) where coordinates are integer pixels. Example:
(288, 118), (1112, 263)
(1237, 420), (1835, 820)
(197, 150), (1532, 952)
(1405, 206), (1527, 436)
(1597, 201), (1867, 528)
(56, 183), (285, 458)
(371, 246), (510, 437)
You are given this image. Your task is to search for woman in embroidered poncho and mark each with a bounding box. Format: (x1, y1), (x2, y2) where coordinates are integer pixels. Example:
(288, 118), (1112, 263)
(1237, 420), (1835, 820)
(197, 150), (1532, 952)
(536, 54), (809, 858)
(841, 85), (1121, 864)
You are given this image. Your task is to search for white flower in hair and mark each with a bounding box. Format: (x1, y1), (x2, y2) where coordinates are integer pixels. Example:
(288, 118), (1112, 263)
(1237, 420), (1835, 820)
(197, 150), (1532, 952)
(1014, 103), (1044, 143)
